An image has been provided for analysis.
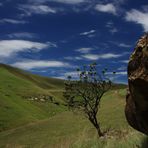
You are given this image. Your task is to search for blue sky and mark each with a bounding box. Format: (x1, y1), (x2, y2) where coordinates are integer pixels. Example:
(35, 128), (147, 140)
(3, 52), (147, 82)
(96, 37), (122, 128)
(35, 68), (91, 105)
(0, 0), (148, 83)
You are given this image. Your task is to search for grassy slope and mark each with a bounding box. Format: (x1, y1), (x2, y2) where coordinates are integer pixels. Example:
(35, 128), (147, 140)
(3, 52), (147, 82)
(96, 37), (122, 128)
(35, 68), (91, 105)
(0, 64), (146, 148)
(0, 64), (66, 131)
(0, 89), (147, 148)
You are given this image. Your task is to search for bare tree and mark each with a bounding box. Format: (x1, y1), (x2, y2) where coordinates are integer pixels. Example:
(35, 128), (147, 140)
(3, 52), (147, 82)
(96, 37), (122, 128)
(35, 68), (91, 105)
(63, 63), (112, 137)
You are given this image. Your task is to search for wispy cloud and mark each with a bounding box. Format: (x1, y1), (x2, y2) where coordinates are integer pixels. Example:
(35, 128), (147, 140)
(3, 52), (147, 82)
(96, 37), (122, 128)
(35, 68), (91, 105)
(63, 71), (81, 79)
(95, 3), (117, 15)
(82, 53), (122, 60)
(118, 43), (131, 48)
(19, 4), (57, 16)
(109, 41), (132, 48)
(121, 60), (129, 63)
(0, 40), (50, 57)
(76, 47), (94, 54)
(107, 71), (127, 75)
(12, 60), (70, 70)
(106, 21), (118, 34)
(82, 54), (99, 60)
(125, 9), (148, 32)
(0, 18), (27, 24)
(65, 71), (79, 77)
(64, 56), (82, 60)
(117, 66), (127, 71)
(53, 76), (66, 79)
(115, 71), (127, 75)
(110, 28), (118, 34)
(80, 30), (96, 36)
(7, 32), (37, 39)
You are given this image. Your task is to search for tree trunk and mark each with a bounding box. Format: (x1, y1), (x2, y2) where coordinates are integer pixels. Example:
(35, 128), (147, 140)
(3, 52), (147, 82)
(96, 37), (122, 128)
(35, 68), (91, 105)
(95, 124), (103, 137)
(89, 115), (103, 137)
(94, 115), (103, 137)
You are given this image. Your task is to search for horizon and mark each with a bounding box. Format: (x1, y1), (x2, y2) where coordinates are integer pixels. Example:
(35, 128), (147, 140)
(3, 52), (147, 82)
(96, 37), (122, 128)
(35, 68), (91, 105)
(0, 0), (148, 84)
(0, 62), (128, 85)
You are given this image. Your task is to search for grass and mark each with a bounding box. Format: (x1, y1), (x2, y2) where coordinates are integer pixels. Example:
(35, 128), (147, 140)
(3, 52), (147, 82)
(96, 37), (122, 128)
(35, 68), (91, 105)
(0, 64), (66, 131)
(0, 64), (147, 148)
(0, 89), (147, 148)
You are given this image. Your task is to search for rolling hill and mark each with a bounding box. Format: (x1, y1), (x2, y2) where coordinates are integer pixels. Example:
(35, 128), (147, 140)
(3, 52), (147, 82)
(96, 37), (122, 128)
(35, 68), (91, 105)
(0, 63), (66, 131)
(0, 63), (146, 148)
(0, 87), (146, 148)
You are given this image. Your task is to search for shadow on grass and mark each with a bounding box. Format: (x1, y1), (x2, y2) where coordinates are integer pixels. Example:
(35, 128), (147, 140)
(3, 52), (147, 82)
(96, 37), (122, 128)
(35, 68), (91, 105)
(141, 136), (148, 148)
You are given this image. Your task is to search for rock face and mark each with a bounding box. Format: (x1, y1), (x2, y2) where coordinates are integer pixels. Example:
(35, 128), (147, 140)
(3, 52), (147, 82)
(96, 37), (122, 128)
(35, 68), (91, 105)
(125, 34), (148, 135)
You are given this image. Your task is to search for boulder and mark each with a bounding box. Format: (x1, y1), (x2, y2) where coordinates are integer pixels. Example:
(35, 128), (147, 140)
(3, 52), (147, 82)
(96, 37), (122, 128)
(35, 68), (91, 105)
(125, 33), (148, 135)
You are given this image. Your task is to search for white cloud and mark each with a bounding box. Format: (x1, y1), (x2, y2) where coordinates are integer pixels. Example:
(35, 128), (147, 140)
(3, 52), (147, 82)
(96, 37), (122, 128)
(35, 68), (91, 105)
(82, 53), (122, 60)
(125, 9), (148, 32)
(110, 28), (118, 34)
(64, 71), (81, 79)
(0, 40), (50, 57)
(109, 41), (131, 48)
(76, 47), (93, 53)
(82, 54), (99, 60)
(0, 19), (27, 24)
(117, 66), (127, 71)
(29, 0), (86, 4)
(7, 32), (37, 39)
(65, 71), (79, 76)
(12, 60), (70, 70)
(64, 56), (82, 60)
(121, 60), (129, 63)
(106, 21), (118, 34)
(80, 30), (96, 36)
(31, 69), (47, 73)
(19, 4), (57, 16)
(118, 43), (131, 48)
(115, 71), (127, 75)
(106, 21), (114, 27)
(53, 76), (66, 79)
(52, 70), (81, 80)
(107, 71), (127, 75)
(95, 3), (117, 15)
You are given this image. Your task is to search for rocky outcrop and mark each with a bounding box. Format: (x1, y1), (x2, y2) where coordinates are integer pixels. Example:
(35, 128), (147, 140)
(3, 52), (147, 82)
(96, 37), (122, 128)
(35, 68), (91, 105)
(125, 34), (148, 135)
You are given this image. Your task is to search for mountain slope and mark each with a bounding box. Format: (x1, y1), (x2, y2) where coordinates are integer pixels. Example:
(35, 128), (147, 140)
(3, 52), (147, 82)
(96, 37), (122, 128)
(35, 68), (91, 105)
(0, 63), (64, 89)
(1, 64), (145, 148)
(0, 64), (66, 131)
(0, 90), (146, 148)
(0, 63), (127, 132)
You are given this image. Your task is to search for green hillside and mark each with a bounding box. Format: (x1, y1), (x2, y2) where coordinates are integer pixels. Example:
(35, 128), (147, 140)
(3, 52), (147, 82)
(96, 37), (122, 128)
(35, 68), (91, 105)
(0, 64), (146, 148)
(0, 64), (66, 131)
(0, 89), (146, 148)
(0, 63), (64, 89)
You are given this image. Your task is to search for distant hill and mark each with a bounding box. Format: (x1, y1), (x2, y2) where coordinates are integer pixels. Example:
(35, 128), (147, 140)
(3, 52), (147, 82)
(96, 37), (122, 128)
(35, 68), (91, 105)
(0, 63), (64, 89)
(111, 83), (127, 90)
(0, 63), (66, 131)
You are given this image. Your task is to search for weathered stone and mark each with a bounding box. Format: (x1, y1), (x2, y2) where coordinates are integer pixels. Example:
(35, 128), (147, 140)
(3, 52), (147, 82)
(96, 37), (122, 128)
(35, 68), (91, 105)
(125, 33), (148, 135)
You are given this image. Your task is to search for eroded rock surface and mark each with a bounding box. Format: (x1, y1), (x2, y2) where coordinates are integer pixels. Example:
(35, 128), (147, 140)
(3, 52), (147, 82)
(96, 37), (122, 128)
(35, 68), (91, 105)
(125, 34), (148, 135)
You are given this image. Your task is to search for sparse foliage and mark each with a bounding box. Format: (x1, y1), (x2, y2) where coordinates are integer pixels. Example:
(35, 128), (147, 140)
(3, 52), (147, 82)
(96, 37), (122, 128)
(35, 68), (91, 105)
(63, 63), (112, 137)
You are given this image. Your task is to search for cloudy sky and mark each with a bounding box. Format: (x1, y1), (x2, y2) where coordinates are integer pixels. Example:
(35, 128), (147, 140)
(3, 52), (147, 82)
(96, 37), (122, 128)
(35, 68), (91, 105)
(0, 0), (147, 83)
